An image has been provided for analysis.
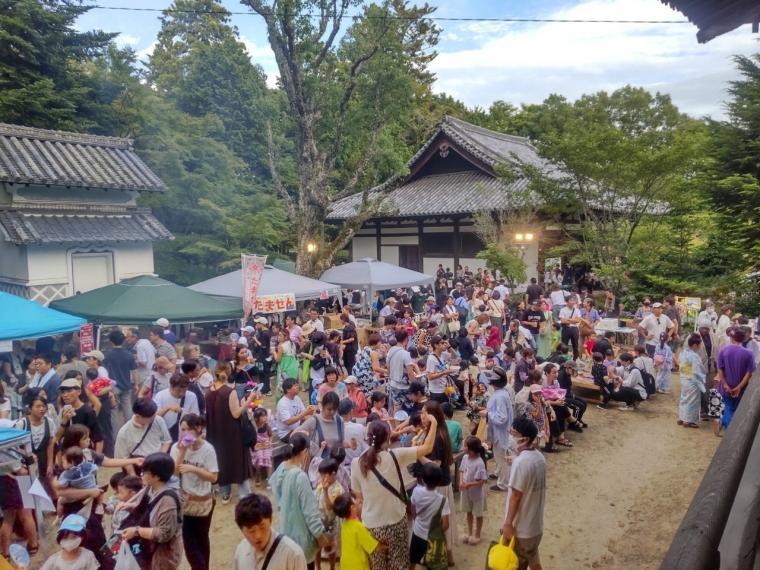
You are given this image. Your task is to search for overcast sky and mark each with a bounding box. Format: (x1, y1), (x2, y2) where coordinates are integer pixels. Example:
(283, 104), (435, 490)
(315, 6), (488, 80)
(76, 0), (759, 119)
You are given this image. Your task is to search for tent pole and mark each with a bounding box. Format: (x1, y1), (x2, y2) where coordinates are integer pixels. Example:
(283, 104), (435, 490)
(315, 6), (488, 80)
(95, 325), (101, 350)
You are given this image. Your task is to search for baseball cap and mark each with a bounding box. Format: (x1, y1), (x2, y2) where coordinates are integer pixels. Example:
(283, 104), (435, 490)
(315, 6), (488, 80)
(426, 296), (436, 302)
(83, 350), (105, 362)
(529, 384), (543, 393)
(59, 514), (87, 534)
(237, 337), (249, 347)
(59, 377), (82, 390)
(241, 325), (255, 334)
(154, 317), (170, 327)
(254, 316), (268, 325)
(652, 302), (663, 308)
(343, 375), (358, 384)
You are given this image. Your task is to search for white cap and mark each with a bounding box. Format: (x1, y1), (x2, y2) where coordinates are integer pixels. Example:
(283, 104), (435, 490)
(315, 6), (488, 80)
(155, 317), (170, 327)
(237, 337), (249, 347)
(254, 316), (268, 325)
(242, 325), (255, 334)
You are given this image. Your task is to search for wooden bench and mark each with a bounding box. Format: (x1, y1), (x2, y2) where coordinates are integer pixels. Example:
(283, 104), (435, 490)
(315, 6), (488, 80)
(572, 377), (603, 403)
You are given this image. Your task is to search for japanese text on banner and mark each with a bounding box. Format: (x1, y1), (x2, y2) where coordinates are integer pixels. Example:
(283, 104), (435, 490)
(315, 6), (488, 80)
(253, 294), (296, 314)
(242, 254), (267, 318)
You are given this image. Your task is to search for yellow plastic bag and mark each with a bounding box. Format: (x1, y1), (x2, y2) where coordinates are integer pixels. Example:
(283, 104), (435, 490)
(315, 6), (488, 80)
(487, 535), (519, 570)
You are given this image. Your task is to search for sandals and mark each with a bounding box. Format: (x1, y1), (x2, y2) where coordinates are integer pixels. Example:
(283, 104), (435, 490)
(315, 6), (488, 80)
(542, 445), (559, 453)
(677, 420), (684, 425)
(27, 545), (39, 556)
(557, 439), (574, 447)
(684, 423), (699, 429)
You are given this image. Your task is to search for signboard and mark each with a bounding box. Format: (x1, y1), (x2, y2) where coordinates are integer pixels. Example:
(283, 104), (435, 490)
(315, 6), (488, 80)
(0, 340), (11, 353)
(676, 296), (701, 324)
(242, 254), (267, 317)
(252, 293), (296, 314)
(79, 323), (94, 353)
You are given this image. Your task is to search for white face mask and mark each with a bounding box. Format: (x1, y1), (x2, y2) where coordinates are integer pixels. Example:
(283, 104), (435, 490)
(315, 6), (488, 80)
(60, 537), (82, 551)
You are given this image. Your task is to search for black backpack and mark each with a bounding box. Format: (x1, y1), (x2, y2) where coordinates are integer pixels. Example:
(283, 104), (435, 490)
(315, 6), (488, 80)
(240, 409), (258, 448)
(636, 367), (656, 396)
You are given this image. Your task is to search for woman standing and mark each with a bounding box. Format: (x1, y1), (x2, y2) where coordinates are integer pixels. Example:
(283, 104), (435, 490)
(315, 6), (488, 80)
(269, 433), (328, 570)
(678, 334), (707, 428)
(352, 334), (386, 400)
(341, 315), (359, 374)
(231, 346), (254, 401)
(488, 291), (506, 340)
(654, 333), (674, 394)
(204, 362), (256, 504)
(441, 296), (460, 337)
(14, 391), (56, 482)
(350, 418), (437, 570)
(274, 329), (299, 400)
(170, 414), (218, 570)
(120, 453), (183, 570)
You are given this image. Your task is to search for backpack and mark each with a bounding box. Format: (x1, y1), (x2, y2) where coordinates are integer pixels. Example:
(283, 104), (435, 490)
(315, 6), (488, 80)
(125, 489), (182, 569)
(240, 408), (258, 448)
(425, 497), (449, 570)
(636, 367), (656, 396)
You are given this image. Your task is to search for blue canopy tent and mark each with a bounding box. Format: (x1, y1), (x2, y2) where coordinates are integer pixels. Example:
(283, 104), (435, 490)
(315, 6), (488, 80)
(0, 292), (85, 341)
(0, 427), (31, 453)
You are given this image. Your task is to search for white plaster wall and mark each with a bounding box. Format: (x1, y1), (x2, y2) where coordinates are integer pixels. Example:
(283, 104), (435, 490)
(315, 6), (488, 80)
(421, 226), (454, 234)
(0, 240), (29, 282)
(114, 243), (155, 280)
(381, 246), (399, 265)
(459, 257), (487, 272)
(380, 226), (418, 235)
(424, 257), (453, 276)
(26, 246), (69, 285)
(352, 237), (376, 260)
(382, 236), (419, 246)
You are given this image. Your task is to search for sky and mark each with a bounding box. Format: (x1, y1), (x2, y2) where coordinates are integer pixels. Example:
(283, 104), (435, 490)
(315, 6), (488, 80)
(75, 0), (760, 119)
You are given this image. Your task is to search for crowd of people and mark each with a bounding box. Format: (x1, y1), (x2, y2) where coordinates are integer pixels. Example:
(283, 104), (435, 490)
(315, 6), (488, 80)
(0, 270), (756, 570)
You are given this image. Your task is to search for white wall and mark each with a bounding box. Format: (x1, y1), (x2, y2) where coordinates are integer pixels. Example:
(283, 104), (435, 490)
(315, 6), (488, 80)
(380, 246), (399, 265)
(0, 240), (28, 281)
(423, 257), (453, 276)
(26, 246), (69, 285)
(114, 243), (154, 280)
(382, 236), (419, 246)
(352, 237), (376, 260)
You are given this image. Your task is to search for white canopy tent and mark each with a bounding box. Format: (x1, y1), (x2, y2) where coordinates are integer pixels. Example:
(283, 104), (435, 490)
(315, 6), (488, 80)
(189, 265), (342, 302)
(319, 257), (434, 312)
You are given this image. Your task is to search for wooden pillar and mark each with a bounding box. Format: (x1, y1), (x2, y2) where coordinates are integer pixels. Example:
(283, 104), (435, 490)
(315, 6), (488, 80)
(417, 219), (424, 272)
(375, 221), (382, 261)
(453, 217), (461, 273)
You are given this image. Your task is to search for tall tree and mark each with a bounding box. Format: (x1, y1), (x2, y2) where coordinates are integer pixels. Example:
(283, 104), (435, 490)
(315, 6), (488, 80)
(242, 0), (439, 276)
(0, 0), (115, 129)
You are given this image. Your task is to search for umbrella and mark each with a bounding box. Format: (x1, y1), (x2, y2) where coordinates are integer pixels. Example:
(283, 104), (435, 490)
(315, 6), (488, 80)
(49, 275), (242, 325)
(189, 265), (341, 302)
(0, 292), (85, 341)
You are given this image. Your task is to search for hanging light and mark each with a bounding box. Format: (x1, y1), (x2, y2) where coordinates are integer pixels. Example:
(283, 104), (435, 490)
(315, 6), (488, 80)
(306, 242), (318, 254)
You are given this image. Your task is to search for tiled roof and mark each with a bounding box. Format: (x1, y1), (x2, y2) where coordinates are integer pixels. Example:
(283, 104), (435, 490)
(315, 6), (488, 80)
(329, 116), (553, 220)
(0, 207), (173, 245)
(0, 124), (166, 192)
(328, 170), (530, 220)
(660, 0), (760, 42)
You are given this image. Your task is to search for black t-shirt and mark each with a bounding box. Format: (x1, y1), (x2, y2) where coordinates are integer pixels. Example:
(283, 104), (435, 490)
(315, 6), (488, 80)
(342, 325), (358, 354)
(526, 284), (544, 303)
(521, 309), (546, 331)
(66, 404), (103, 443)
(253, 330), (272, 360)
(427, 435), (453, 486)
(558, 369), (573, 393)
(591, 338), (612, 356)
(103, 348), (136, 391)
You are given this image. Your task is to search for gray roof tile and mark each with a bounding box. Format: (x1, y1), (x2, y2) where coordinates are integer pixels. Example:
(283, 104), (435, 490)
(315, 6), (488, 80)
(0, 124), (166, 192)
(0, 207), (173, 245)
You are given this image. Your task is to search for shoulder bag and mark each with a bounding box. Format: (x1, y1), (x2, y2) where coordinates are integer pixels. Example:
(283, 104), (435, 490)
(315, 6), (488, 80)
(370, 450), (412, 517)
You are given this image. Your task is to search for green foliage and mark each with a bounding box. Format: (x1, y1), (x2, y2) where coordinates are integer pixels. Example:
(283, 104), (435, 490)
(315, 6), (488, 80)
(476, 243), (527, 289)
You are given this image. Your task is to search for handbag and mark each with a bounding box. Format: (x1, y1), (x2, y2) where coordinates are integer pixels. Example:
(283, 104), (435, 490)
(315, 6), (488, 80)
(486, 535), (519, 570)
(180, 489), (213, 517)
(425, 497), (448, 570)
(448, 320), (461, 333)
(370, 450), (412, 518)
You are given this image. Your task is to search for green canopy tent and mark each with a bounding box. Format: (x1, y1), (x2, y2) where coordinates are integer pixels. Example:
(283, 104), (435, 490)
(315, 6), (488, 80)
(49, 275), (242, 325)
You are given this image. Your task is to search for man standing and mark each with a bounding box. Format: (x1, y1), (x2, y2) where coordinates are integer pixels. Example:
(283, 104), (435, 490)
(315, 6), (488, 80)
(716, 328), (755, 434)
(114, 398), (172, 476)
(56, 345), (89, 379)
(521, 300), (546, 349)
(58, 376), (103, 453)
(153, 373), (200, 442)
(559, 295), (582, 361)
(125, 328), (155, 389)
(305, 307), (325, 333)
(154, 317), (178, 345)
(149, 326), (177, 363)
(524, 278), (543, 306)
(695, 301), (718, 333)
(251, 316), (273, 396)
(26, 354), (61, 402)
(103, 329), (137, 433)
(502, 416), (546, 570)
(387, 330), (417, 413)
(486, 368), (513, 492)
(638, 302), (674, 358)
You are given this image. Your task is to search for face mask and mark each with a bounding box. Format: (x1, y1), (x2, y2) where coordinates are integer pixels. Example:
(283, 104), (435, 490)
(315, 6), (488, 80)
(60, 537), (82, 551)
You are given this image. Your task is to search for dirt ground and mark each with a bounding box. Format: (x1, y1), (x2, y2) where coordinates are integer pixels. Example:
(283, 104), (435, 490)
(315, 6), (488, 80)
(32, 372), (719, 569)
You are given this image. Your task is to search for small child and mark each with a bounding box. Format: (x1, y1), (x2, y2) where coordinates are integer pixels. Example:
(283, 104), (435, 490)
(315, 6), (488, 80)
(369, 391), (392, 424)
(315, 458), (344, 570)
(57, 446), (99, 518)
(329, 446), (351, 495)
(332, 493), (380, 570)
(103, 473), (143, 558)
(466, 382), (489, 435)
(590, 352), (613, 409)
(441, 403), (463, 455)
(40, 514), (99, 570)
(459, 436), (487, 545)
(251, 408), (273, 488)
(410, 463), (450, 570)
(584, 332), (597, 359)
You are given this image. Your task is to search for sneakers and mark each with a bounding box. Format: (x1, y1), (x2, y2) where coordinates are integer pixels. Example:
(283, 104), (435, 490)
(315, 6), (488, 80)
(221, 495), (231, 505)
(490, 484), (506, 492)
(618, 405), (634, 411)
(596, 404), (607, 410)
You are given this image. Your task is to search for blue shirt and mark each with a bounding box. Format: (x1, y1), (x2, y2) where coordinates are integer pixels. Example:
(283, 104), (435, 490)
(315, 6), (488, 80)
(487, 387), (514, 449)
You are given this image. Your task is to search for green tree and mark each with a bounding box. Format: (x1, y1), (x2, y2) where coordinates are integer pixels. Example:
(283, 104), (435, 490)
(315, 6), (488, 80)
(0, 0), (115, 129)
(242, 0), (440, 276)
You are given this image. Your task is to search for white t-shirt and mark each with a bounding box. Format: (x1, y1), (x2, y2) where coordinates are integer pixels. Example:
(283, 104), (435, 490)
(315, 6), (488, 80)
(308, 318), (325, 332)
(343, 421), (367, 465)
(387, 346), (413, 390)
(549, 290), (567, 307)
(351, 446), (418, 529)
(114, 416), (172, 459)
(426, 353), (448, 394)
(40, 547), (99, 570)
(153, 389), (200, 430)
(460, 453), (488, 504)
(134, 338), (156, 382)
(197, 371), (214, 390)
(633, 355), (655, 376)
(411, 485), (450, 540)
(170, 440), (219, 497)
(639, 314), (673, 346)
(275, 395), (305, 439)
(142, 371), (171, 394)
(559, 306), (580, 328)
(15, 416), (56, 449)
(507, 449), (546, 539)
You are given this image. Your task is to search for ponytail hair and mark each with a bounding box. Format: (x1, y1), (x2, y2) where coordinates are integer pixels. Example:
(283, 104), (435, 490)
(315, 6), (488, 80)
(359, 421), (390, 477)
(283, 432), (309, 460)
(215, 361), (231, 384)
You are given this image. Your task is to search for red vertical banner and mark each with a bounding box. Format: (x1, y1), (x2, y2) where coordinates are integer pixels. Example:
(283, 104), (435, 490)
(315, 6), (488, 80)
(242, 254), (267, 318)
(79, 323), (94, 353)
